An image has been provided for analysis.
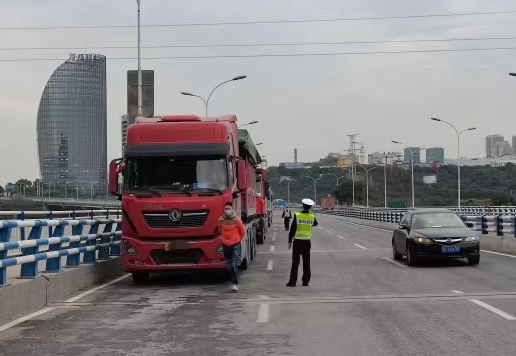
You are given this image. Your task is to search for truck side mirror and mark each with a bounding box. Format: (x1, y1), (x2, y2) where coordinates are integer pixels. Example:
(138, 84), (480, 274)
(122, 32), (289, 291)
(237, 160), (247, 191)
(109, 158), (123, 196)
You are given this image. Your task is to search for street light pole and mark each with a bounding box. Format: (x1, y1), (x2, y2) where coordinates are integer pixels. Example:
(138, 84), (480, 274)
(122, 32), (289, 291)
(181, 75), (247, 117)
(431, 118), (476, 209)
(383, 153), (388, 208)
(357, 165), (376, 207)
(136, 0), (142, 117)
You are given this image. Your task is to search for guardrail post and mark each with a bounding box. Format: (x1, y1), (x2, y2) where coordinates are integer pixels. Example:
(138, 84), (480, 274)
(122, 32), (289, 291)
(98, 220), (113, 259)
(496, 215), (504, 236)
(20, 222), (43, 279)
(45, 221), (65, 272)
(481, 215), (488, 234)
(83, 223), (98, 264)
(0, 222), (13, 287)
(66, 222), (84, 267)
(46, 211), (54, 238)
(110, 220), (122, 256)
(18, 211), (26, 241)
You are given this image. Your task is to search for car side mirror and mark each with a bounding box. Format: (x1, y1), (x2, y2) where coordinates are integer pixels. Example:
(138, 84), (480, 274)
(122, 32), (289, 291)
(109, 158), (123, 197)
(399, 224), (408, 230)
(466, 222), (474, 228)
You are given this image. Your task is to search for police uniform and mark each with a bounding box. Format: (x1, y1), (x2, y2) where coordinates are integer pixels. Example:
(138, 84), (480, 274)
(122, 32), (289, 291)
(286, 199), (318, 287)
(282, 207), (292, 231)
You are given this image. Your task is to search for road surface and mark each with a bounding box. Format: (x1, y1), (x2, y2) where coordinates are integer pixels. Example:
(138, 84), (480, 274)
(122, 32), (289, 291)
(1, 212), (516, 355)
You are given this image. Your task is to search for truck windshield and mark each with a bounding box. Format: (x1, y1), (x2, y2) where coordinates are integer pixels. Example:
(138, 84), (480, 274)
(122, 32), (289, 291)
(123, 156), (228, 193)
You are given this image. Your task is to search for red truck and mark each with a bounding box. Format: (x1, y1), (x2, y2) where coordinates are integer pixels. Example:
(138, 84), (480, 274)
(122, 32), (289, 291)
(321, 196), (336, 210)
(108, 114), (261, 283)
(255, 168), (273, 244)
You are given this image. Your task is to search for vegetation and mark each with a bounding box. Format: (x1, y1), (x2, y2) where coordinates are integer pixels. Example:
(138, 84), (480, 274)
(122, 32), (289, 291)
(267, 154), (516, 207)
(0, 179), (109, 199)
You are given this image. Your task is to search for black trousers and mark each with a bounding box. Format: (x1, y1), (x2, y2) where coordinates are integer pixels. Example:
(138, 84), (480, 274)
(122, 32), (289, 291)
(284, 218), (291, 230)
(288, 240), (311, 284)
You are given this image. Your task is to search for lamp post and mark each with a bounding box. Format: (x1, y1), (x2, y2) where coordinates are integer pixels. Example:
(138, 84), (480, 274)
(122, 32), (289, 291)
(181, 75), (247, 117)
(431, 118), (476, 209)
(136, 0), (142, 117)
(238, 120), (258, 128)
(356, 165), (376, 207)
(280, 177), (295, 204)
(325, 173), (347, 189)
(305, 175), (323, 206)
(392, 141), (416, 208)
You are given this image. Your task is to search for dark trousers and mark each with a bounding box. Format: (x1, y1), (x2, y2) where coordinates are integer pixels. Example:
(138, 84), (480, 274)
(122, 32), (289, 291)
(284, 218), (291, 230)
(223, 243), (241, 285)
(288, 240), (311, 284)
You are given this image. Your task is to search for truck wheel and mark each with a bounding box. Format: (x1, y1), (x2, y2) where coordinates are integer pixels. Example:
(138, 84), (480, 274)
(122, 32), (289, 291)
(256, 232), (264, 244)
(132, 272), (151, 284)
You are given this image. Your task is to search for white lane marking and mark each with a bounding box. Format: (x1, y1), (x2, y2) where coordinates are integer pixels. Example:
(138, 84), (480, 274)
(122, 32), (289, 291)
(469, 299), (516, 320)
(451, 290), (464, 294)
(482, 250), (516, 259)
(354, 244), (367, 250)
(381, 257), (406, 268)
(65, 274), (131, 302)
(266, 260), (273, 270)
(338, 235), (347, 240)
(270, 246), (275, 252)
(258, 295), (269, 299)
(0, 307), (55, 332)
(257, 303), (270, 323)
(272, 236), (276, 242)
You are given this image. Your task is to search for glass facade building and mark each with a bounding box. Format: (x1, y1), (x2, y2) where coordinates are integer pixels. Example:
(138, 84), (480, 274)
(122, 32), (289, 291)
(37, 54), (107, 186)
(426, 147), (445, 164)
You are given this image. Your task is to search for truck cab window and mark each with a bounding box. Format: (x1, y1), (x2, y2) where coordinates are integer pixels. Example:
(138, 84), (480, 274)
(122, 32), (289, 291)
(124, 156), (228, 192)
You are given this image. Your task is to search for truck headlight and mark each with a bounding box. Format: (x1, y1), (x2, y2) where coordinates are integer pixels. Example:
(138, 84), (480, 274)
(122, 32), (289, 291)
(216, 245), (224, 254)
(465, 236), (479, 242)
(124, 241), (138, 255)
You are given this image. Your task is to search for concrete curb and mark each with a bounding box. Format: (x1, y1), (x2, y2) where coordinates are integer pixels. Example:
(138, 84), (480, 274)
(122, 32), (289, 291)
(0, 257), (123, 325)
(319, 213), (516, 256)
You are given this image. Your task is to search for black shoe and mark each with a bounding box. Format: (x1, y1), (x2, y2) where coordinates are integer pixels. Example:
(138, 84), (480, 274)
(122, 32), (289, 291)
(302, 282), (309, 286)
(286, 282), (296, 287)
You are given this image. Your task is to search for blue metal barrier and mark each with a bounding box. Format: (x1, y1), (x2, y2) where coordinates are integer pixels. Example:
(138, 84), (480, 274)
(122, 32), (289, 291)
(497, 215), (516, 237)
(0, 210), (121, 287)
(462, 215), (483, 233)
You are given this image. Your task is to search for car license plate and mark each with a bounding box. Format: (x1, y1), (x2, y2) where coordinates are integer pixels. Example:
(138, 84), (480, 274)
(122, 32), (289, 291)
(442, 245), (460, 254)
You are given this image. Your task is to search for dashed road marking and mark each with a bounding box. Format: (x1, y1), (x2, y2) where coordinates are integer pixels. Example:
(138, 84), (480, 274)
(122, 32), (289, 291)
(272, 236), (276, 242)
(267, 260), (274, 270)
(469, 299), (516, 320)
(258, 303), (270, 323)
(354, 244), (367, 250)
(381, 257), (406, 267)
(338, 235), (347, 240)
(270, 246), (275, 252)
(482, 250), (516, 259)
(451, 290), (464, 294)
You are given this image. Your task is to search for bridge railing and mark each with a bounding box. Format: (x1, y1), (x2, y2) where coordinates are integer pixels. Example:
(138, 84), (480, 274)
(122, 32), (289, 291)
(0, 210), (122, 287)
(318, 207), (516, 237)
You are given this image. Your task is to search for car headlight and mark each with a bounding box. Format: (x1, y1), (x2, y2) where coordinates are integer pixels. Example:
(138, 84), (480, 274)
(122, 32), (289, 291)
(464, 236), (479, 242)
(216, 245), (224, 254)
(415, 236), (433, 244)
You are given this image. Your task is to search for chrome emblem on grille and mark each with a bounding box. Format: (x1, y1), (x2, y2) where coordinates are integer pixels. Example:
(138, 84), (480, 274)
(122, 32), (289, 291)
(169, 209), (182, 221)
(446, 238), (452, 244)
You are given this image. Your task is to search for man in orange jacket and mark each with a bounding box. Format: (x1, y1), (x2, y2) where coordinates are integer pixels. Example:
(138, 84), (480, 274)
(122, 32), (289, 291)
(219, 202), (245, 292)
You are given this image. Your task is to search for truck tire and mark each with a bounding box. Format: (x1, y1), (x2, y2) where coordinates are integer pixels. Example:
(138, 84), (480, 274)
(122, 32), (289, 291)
(240, 231), (251, 270)
(256, 231), (264, 244)
(132, 272), (151, 284)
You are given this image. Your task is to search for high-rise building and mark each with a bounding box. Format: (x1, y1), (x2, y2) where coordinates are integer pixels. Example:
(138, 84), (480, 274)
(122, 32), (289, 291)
(294, 148), (298, 163)
(37, 53), (107, 186)
(512, 135), (516, 154)
(486, 134), (504, 157)
(496, 141), (512, 157)
(404, 147), (421, 163)
(127, 70), (155, 126)
(426, 147), (445, 164)
(121, 115), (128, 154)
(368, 152), (383, 164)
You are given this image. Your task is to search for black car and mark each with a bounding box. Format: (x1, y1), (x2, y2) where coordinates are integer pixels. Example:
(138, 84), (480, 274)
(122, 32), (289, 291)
(392, 209), (480, 266)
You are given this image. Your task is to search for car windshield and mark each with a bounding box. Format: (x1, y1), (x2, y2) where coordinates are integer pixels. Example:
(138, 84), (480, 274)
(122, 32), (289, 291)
(411, 213), (466, 228)
(123, 156), (228, 193)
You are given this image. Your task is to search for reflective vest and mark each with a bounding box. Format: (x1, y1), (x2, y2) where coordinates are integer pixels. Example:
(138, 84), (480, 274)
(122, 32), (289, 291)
(294, 212), (315, 240)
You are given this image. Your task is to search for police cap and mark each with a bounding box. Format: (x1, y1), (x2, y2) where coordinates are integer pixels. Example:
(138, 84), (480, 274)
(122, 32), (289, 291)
(302, 198), (315, 206)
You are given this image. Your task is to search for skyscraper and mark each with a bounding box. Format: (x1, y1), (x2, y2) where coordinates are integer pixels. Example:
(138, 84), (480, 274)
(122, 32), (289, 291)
(512, 135), (516, 154)
(37, 53), (107, 186)
(496, 141), (512, 157)
(485, 134), (504, 157)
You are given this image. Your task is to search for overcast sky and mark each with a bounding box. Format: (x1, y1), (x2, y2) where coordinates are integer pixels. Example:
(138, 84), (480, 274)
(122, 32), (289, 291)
(1, 0), (516, 185)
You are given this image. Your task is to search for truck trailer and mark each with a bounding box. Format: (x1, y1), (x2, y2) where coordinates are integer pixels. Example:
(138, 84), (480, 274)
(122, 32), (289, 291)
(255, 168), (272, 244)
(108, 114), (262, 283)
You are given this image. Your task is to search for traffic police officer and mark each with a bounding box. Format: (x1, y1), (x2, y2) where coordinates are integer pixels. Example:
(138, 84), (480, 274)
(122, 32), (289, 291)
(282, 206), (292, 231)
(286, 198), (318, 287)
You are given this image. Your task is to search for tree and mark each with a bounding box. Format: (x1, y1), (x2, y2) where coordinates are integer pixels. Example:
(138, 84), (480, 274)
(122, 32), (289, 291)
(0, 185), (4, 195)
(334, 180), (365, 206)
(15, 179), (32, 187)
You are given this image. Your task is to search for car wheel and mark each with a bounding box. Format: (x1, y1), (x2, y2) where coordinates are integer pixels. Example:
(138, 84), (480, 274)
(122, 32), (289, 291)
(132, 272), (151, 284)
(406, 245), (418, 266)
(392, 241), (403, 261)
(468, 255), (480, 265)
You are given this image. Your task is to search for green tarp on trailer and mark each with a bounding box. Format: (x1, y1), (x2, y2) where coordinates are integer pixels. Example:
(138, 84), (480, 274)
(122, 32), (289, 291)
(238, 129), (262, 166)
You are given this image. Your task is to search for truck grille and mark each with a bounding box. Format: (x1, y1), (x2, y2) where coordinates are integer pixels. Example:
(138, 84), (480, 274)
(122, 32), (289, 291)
(142, 210), (209, 228)
(151, 249), (204, 265)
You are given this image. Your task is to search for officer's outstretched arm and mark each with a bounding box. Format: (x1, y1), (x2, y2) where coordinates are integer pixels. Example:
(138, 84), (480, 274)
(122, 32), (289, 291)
(313, 217), (318, 227)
